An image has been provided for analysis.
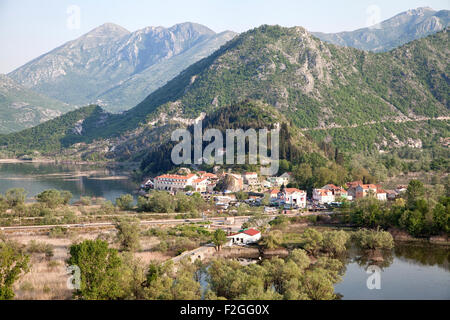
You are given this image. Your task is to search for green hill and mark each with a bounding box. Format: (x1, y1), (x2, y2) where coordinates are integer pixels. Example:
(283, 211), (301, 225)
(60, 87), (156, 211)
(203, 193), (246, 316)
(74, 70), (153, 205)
(1, 26), (448, 165)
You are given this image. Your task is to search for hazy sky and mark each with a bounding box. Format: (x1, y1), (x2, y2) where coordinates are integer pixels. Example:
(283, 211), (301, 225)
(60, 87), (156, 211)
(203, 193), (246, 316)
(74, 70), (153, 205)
(0, 0), (448, 73)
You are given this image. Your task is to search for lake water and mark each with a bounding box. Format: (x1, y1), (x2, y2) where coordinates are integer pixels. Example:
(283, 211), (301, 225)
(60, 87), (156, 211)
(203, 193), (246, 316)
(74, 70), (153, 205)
(0, 162), (139, 203)
(335, 244), (450, 300)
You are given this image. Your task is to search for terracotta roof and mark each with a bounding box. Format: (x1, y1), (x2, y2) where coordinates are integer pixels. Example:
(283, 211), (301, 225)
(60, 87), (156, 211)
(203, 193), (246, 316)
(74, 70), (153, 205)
(243, 229), (261, 236)
(202, 173), (218, 178)
(193, 178), (208, 183)
(285, 188), (306, 194)
(156, 174), (197, 180)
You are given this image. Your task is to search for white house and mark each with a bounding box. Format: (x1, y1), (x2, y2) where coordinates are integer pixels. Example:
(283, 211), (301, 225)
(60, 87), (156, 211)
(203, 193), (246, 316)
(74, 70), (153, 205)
(376, 189), (387, 201)
(267, 188), (307, 208)
(154, 174), (198, 191)
(313, 189), (335, 204)
(227, 229), (261, 245)
(192, 177), (209, 192)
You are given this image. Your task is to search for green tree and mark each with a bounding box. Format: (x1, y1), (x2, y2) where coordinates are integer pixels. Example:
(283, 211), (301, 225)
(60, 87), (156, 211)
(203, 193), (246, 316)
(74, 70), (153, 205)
(406, 180), (425, 208)
(115, 194), (134, 211)
(300, 228), (324, 256)
(37, 189), (64, 208)
(260, 230), (283, 249)
(67, 240), (124, 300)
(5, 188), (27, 207)
(212, 229), (227, 251)
(0, 239), (30, 300)
(114, 219), (141, 252)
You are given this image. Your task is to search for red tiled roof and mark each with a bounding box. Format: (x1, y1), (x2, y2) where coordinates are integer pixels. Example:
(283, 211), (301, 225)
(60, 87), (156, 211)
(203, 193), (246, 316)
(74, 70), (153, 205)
(285, 188), (306, 194)
(156, 174), (197, 180)
(243, 229), (260, 236)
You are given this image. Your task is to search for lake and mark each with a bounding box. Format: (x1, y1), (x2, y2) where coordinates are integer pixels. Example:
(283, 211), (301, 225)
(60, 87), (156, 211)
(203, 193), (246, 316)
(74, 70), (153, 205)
(335, 243), (450, 300)
(0, 162), (139, 203)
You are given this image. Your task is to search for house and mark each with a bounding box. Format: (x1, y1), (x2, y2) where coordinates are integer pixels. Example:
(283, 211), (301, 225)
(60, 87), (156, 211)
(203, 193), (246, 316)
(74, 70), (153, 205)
(267, 176), (289, 187)
(396, 185), (408, 194)
(243, 172), (259, 185)
(154, 174), (198, 191)
(227, 229), (261, 245)
(322, 184), (348, 199)
(192, 177), (209, 192)
(201, 172), (219, 182)
(267, 188), (307, 208)
(346, 181), (363, 198)
(376, 189), (388, 201)
(313, 189), (335, 204)
(280, 172), (293, 183)
(355, 184), (378, 199)
(385, 190), (399, 200)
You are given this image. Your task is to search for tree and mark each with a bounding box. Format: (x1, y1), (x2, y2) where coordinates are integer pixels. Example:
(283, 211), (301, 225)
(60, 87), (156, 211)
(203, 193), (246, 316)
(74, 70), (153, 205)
(300, 228), (323, 256)
(61, 191), (73, 205)
(67, 240), (124, 300)
(37, 189), (64, 208)
(5, 188), (27, 207)
(115, 219), (141, 252)
(0, 239), (29, 300)
(115, 194), (134, 211)
(212, 229), (227, 251)
(260, 230), (283, 249)
(406, 180), (425, 208)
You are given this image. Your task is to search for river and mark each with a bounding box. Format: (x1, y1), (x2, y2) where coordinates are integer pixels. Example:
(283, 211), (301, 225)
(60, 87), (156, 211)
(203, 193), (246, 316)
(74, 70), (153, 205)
(0, 162), (138, 203)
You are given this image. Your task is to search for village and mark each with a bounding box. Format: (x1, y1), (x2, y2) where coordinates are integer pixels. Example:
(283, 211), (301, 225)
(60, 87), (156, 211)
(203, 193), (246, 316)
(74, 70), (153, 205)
(139, 168), (408, 247)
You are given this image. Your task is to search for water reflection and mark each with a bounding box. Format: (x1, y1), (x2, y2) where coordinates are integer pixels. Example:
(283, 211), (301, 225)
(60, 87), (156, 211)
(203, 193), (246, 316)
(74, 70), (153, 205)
(0, 162), (138, 202)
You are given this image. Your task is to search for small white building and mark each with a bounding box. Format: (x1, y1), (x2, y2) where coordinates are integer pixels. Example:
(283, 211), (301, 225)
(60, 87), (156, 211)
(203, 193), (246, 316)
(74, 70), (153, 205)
(313, 189), (335, 204)
(227, 229), (261, 245)
(192, 177), (209, 192)
(267, 188), (307, 208)
(376, 189), (388, 201)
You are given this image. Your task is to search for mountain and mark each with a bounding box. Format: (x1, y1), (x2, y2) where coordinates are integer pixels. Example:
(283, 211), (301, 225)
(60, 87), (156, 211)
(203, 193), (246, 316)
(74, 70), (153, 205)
(313, 7), (450, 52)
(8, 22), (237, 112)
(0, 74), (73, 134)
(1, 26), (448, 163)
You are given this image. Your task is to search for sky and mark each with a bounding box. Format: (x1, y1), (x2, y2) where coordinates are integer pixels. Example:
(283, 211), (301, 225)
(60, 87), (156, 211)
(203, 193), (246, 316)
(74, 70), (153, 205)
(0, 0), (449, 74)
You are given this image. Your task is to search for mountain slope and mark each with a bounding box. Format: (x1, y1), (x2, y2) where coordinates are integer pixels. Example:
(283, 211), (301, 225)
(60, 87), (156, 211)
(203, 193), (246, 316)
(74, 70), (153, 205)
(8, 22), (237, 112)
(94, 25), (448, 139)
(1, 26), (448, 160)
(0, 74), (73, 134)
(313, 7), (449, 52)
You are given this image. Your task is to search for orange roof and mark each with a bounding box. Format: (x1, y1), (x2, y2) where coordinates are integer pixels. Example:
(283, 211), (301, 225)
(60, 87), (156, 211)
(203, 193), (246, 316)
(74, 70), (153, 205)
(202, 173), (218, 178)
(244, 229), (261, 236)
(361, 184), (378, 190)
(285, 188), (306, 194)
(156, 174), (197, 180)
(193, 178), (208, 183)
(346, 181), (363, 188)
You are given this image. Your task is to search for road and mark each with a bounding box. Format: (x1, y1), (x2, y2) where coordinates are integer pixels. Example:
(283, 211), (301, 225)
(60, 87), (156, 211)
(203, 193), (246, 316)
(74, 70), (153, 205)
(0, 211), (336, 231)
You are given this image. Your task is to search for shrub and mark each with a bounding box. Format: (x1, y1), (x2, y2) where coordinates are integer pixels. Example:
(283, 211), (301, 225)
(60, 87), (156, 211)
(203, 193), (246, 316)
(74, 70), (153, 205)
(352, 229), (394, 250)
(115, 194), (134, 211)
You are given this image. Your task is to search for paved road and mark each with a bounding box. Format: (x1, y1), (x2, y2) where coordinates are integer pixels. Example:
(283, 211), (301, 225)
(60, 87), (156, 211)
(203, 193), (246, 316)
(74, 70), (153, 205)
(0, 211), (336, 231)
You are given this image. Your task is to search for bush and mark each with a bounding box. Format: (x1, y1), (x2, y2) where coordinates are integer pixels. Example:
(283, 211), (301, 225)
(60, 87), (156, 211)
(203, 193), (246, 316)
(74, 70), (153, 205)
(352, 229), (394, 250)
(5, 188), (27, 207)
(115, 194), (134, 211)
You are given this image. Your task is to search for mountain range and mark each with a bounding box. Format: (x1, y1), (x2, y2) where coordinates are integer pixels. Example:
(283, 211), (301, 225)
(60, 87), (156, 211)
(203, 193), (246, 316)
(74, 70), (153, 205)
(2, 7), (448, 135)
(1, 25), (447, 169)
(313, 7), (449, 52)
(0, 74), (72, 134)
(8, 22), (236, 113)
